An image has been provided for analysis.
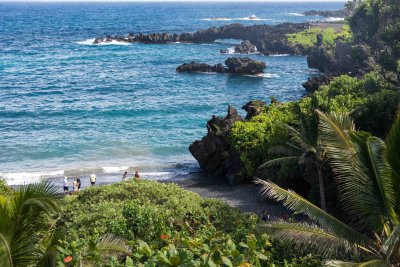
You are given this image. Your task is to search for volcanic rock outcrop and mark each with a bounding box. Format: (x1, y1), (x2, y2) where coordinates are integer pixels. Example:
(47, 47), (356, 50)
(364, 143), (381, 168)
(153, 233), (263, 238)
(189, 101), (266, 184)
(93, 23), (311, 55)
(220, 40), (258, 54)
(176, 57), (266, 75)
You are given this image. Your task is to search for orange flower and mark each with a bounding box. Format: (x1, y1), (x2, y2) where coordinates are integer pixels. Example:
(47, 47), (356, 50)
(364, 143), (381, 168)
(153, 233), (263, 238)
(64, 255), (73, 263)
(160, 234), (169, 240)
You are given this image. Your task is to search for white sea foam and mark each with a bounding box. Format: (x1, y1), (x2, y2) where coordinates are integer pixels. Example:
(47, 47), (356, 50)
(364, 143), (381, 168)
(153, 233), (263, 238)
(102, 166), (130, 173)
(0, 170), (64, 185)
(269, 54), (290, 57)
(243, 73), (279, 78)
(221, 47), (235, 54)
(289, 13), (305, 17)
(262, 73), (280, 78)
(76, 38), (96, 45)
(76, 38), (131, 46)
(324, 17), (345, 22)
(201, 16), (272, 22)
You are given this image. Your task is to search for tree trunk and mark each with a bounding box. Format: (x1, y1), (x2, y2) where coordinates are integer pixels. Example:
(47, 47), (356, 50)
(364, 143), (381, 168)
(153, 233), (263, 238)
(318, 167), (327, 211)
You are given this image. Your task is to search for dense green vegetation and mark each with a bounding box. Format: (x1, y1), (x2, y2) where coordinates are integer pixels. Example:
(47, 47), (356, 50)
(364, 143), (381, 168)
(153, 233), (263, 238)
(286, 25), (352, 48)
(0, 180), (321, 266)
(1, 1), (400, 266)
(258, 111), (400, 266)
(349, 0), (400, 83)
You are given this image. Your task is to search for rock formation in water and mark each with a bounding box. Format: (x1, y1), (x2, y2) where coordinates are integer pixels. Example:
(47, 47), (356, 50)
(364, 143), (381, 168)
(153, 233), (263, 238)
(225, 57), (266, 75)
(189, 101), (266, 184)
(176, 62), (227, 73)
(303, 9), (350, 18)
(220, 40), (258, 54)
(93, 23), (311, 56)
(176, 57), (266, 75)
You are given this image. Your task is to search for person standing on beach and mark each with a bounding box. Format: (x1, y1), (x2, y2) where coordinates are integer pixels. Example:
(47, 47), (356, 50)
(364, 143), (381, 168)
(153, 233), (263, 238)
(73, 178), (77, 192)
(76, 177), (81, 192)
(90, 173), (96, 186)
(134, 170), (140, 179)
(122, 171), (128, 182)
(63, 176), (68, 194)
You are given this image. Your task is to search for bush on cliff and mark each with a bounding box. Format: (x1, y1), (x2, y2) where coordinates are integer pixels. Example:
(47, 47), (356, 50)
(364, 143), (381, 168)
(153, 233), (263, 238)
(56, 180), (321, 266)
(228, 73), (398, 205)
(349, 0), (400, 83)
(228, 102), (296, 176)
(287, 25), (352, 49)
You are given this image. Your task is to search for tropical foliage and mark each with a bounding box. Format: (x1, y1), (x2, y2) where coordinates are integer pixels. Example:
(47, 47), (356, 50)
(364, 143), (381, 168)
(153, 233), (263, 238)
(0, 182), (59, 267)
(349, 0), (400, 83)
(257, 111), (400, 266)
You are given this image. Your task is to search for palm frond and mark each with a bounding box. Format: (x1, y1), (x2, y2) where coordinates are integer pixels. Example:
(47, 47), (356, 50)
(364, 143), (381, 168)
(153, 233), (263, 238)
(96, 234), (130, 255)
(325, 260), (389, 267)
(0, 181), (59, 267)
(255, 179), (371, 246)
(257, 157), (299, 170)
(268, 144), (301, 157)
(318, 111), (396, 231)
(263, 221), (357, 258)
(0, 233), (13, 267)
(384, 223), (400, 260)
(385, 112), (400, 216)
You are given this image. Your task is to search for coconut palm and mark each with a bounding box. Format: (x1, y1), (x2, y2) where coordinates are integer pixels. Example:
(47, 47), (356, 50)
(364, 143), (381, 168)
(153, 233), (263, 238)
(257, 110), (400, 266)
(258, 103), (328, 211)
(0, 181), (59, 267)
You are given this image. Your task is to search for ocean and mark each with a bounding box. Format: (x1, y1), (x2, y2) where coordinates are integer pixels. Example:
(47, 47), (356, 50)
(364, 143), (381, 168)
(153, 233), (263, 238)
(0, 1), (344, 187)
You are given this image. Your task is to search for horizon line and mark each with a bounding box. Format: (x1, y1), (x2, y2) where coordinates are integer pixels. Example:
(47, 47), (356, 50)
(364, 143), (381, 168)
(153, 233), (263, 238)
(0, 0), (347, 2)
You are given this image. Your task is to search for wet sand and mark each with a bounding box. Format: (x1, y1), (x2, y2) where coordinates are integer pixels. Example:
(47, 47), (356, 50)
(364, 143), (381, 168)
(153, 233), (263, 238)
(168, 173), (287, 218)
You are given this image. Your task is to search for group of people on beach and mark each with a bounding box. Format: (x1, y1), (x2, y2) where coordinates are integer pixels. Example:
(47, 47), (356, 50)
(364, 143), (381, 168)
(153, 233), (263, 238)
(63, 170), (140, 194)
(63, 175), (84, 194)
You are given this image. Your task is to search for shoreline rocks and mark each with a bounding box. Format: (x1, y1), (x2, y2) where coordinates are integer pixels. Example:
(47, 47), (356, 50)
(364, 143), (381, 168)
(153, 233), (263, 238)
(303, 9), (350, 18)
(189, 101), (267, 184)
(302, 75), (333, 93)
(93, 22), (311, 55)
(307, 43), (375, 76)
(220, 40), (258, 54)
(176, 57), (266, 75)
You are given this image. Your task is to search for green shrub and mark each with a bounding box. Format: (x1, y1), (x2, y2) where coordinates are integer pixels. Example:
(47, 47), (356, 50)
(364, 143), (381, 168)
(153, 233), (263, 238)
(287, 25), (352, 48)
(0, 178), (13, 197)
(229, 102), (296, 175)
(56, 180), (321, 266)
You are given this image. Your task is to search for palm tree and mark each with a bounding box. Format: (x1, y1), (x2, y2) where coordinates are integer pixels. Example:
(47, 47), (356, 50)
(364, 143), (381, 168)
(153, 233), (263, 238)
(258, 103), (328, 211)
(256, 111), (400, 266)
(0, 181), (59, 267)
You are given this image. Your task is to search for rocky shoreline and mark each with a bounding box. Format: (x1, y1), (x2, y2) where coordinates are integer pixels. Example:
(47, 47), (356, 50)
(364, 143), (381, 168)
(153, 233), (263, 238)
(93, 22), (312, 55)
(189, 101), (266, 185)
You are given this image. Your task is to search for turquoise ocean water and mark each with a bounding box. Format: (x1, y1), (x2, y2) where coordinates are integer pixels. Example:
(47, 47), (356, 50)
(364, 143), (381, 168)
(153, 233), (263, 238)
(0, 1), (344, 186)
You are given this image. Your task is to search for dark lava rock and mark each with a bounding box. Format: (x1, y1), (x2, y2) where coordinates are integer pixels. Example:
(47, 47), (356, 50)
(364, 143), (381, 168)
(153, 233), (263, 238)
(235, 40), (257, 54)
(176, 62), (226, 73)
(189, 100), (267, 184)
(189, 106), (246, 184)
(225, 57), (266, 75)
(307, 43), (375, 76)
(242, 100), (267, 120)
(93, 22), (311, 56)
(177, 57), (265, 75)
(302, 75), (333, 93)
(220, 40), (258, 54)
(303, 8), (350, 18)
